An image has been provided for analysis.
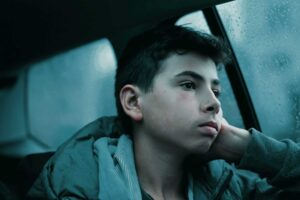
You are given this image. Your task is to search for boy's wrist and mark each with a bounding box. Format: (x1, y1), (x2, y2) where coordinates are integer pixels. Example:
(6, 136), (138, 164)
(211, 124), (252, 163)
(223, 126), (251, 162)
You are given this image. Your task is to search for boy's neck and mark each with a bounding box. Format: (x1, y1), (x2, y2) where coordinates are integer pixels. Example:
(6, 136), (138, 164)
(133, 132), (187, 199)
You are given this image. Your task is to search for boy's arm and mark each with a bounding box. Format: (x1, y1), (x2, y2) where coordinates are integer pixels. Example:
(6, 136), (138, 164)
(238, 129), (300, 186)
(211, 120), (300, 193)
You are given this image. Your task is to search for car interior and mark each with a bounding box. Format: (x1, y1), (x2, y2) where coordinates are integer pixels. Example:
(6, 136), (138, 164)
(1, 0), (299, 199)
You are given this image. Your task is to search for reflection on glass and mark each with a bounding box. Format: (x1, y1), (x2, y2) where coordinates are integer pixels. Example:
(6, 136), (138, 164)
(218, 0), (300, 140)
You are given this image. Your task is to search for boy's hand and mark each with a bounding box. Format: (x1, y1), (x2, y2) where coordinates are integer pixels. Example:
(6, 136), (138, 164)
(208, 118), (251, 162)
(191, 110), (252, 164)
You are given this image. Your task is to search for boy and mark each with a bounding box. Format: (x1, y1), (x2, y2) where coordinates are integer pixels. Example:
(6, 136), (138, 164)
(27, 24), (300, 199)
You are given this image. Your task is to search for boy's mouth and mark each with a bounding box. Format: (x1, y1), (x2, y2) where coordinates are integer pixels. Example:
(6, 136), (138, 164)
(199, 121), (218, 132)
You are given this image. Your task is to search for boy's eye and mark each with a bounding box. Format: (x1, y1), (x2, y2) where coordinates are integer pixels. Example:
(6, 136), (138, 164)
(180, 81), (196, 90)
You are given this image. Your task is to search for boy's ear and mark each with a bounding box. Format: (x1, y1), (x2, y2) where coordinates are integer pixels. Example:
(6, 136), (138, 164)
(119, 85), (143, 122)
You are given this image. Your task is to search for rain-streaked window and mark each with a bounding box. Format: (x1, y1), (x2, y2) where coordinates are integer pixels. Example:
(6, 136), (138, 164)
(217, 0), (300, 140)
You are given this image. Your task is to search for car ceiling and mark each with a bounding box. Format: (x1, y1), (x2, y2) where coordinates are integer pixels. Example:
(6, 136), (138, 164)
(0, 0), (232, 80)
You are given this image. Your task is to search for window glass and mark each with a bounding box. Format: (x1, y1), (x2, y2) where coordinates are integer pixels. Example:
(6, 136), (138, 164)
(176, 11), (211, 34)
(0, 38), (118, 156)
(28, 38), (117, 150)
(176, 11), (244, 128)
(217, 0), (300, 140)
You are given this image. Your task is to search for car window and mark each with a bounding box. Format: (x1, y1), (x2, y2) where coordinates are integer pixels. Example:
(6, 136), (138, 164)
(0, 39), (117, 156)
(217, 0), (300, 140)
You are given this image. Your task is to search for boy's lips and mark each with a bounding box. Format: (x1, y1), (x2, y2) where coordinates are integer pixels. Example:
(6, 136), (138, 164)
(199, 121), (218, 132)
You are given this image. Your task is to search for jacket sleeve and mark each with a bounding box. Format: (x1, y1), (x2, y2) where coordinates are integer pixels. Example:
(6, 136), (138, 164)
(233, 129), (300, 199)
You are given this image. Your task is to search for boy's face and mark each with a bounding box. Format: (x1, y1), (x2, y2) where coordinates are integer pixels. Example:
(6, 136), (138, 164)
(139, 52), (222, 155)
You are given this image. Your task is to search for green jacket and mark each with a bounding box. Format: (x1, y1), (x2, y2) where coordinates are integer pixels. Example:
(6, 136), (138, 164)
(27, 116), (300, 199)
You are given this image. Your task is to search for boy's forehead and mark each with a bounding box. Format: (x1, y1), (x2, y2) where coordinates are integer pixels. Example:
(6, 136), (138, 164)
(158, 52), (219, 78)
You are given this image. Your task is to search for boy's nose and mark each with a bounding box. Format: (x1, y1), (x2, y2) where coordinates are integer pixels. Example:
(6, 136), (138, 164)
(201, 91), (221, 114)
(205, 103), (220, 114)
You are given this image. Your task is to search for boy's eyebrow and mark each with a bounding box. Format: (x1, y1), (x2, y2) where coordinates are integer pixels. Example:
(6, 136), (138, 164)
(174, 71), (220, 86)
